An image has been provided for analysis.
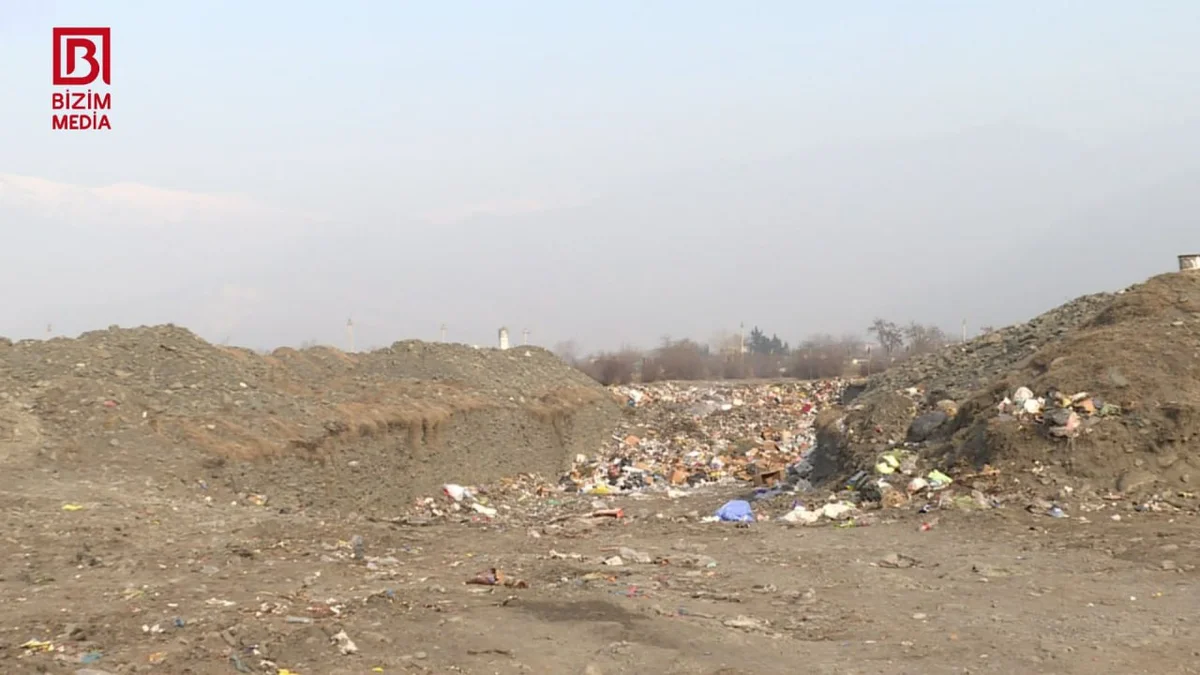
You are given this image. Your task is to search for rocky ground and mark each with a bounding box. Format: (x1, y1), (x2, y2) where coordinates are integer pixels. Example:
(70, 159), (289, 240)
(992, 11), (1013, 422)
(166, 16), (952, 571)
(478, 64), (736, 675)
(6, 273), (1200, 674)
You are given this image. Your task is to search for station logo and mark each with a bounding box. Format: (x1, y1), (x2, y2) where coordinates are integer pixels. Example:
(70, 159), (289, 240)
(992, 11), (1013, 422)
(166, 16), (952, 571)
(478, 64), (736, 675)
(52, 27), (112, 131)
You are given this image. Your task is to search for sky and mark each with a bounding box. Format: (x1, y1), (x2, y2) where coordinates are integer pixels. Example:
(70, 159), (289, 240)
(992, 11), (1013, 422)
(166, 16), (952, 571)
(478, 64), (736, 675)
(2, 1), (1199, 352)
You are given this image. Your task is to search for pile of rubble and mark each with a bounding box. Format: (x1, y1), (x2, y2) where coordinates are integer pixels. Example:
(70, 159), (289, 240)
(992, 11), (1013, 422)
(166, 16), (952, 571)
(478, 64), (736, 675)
(812, 270), (1200, 505)
(995, 385), (1122, 439)
(402, 381), (847, 522)
(808, 287), (1123, 487)
(855, 291), (1116, 404)
(560, 381), (845, 494)
(935, 271), (1200, 494)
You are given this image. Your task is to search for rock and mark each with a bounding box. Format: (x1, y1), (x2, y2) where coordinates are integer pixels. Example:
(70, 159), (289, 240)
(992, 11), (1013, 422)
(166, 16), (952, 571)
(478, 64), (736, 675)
(723, 615), (771, 632)
(1107, 367), (1130, 388)
(907, 411), (949, 442)
(879, 552), (917, 569)
(1157, 451), (1180, 468)
(1116, 469), (1157, 493)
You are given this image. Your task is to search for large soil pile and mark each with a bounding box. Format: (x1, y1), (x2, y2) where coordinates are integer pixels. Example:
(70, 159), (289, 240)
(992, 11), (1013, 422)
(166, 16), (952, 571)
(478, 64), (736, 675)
(0, 325), (619, 515)
(815, 271), (1200, 496)
(853, 290), (1116, 404)
(810, 289), (1116, 484)
(940, 271), (1200, 493)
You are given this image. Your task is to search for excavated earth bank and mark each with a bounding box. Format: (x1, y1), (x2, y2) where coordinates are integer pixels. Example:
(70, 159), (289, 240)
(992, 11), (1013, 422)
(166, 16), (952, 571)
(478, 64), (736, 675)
(0, 326), (620, 516)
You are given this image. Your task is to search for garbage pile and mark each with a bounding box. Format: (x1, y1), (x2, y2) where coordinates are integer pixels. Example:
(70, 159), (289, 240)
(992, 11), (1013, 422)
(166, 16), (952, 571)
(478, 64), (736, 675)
(995, 385), (1121, 439)
(808, 283), (1126, 488)
(925, 271), (1200, 494)
(564, 381), (846, 494)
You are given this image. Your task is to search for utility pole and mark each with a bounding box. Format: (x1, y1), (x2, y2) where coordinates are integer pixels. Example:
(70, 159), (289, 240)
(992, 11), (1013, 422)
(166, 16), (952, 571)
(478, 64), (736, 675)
(346, 318), (355, 352)
(961, 318), (967, 343)
(440, 323), (447, 342)
(522, 328), (530, 346)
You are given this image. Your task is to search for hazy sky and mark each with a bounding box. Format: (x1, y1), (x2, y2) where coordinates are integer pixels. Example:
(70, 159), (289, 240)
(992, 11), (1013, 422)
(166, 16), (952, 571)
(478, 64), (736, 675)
(2, 1), (1199, 351)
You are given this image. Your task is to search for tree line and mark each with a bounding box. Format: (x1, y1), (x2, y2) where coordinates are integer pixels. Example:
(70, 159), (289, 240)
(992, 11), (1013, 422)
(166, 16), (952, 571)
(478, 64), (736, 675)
(557, 319), (957, 385)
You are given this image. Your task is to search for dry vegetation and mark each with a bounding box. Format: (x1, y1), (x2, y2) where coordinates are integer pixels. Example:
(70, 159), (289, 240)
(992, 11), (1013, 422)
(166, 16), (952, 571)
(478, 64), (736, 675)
(556, 319), (953, 385)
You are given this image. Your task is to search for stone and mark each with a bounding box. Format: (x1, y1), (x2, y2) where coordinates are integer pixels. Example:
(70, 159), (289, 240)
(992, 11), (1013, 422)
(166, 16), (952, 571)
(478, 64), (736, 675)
(1107, 367), (1130, 388)
(1116, 469), (1157, 493)
(907, 411), (949, 442)
(1156, 451), (1179, 469)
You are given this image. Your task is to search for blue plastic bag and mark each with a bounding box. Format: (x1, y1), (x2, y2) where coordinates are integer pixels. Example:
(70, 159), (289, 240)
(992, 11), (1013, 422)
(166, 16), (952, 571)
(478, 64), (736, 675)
(715, 499), (755, 522)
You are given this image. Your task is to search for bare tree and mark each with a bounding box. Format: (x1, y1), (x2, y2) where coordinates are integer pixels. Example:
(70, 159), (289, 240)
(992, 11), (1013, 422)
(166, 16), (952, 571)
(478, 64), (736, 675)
(904, 322), (949, 355)
(867, 319), (904, 356)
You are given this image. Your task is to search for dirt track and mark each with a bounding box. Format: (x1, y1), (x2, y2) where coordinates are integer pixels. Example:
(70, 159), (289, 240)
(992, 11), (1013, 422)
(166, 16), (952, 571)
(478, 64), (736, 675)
(4, 472), (1200, 675)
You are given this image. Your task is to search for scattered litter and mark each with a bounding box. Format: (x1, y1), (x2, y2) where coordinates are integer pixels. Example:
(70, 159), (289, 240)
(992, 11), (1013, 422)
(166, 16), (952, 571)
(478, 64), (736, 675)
(466, 567), (528, 588)
(715, 500), (755, 523)
(331, 629), (358, 655)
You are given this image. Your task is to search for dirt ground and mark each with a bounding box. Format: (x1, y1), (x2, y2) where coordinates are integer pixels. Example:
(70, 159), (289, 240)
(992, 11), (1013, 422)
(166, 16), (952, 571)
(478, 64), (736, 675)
(7, 273), (1200, 675)
(4, 466), (1200, 675)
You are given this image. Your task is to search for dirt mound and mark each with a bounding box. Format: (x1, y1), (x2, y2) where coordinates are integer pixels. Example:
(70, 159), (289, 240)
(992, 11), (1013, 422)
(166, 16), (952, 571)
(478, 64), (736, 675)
(936, 271), (1200, 493)
(812, 281), (1141, 488)
(854, 291), (1115, 404)
(0, 325), (618, 515)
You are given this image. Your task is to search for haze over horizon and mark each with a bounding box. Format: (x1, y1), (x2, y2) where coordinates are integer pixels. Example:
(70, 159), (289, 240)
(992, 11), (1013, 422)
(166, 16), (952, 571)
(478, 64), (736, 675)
(3, 2), (1199, 352)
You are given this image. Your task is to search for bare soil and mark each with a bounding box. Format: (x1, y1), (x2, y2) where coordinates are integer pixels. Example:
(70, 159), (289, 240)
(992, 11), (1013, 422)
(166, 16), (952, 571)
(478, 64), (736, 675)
(7, 281), (1200, 675)
(0, 327), (619, 516)
(3, 472), (1200, 675)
